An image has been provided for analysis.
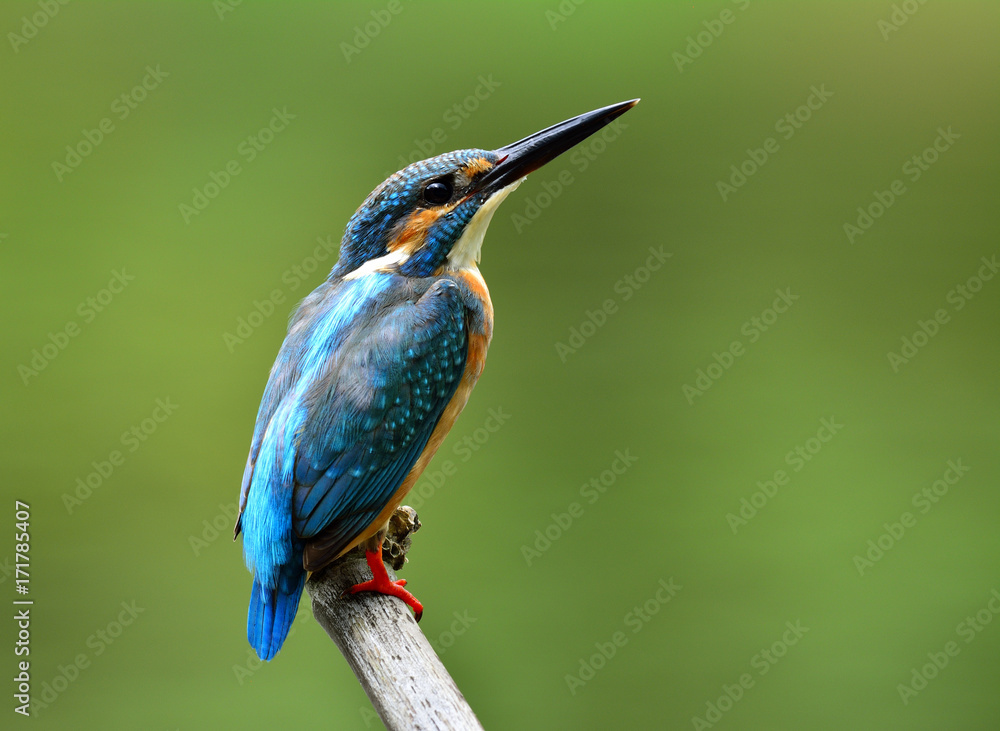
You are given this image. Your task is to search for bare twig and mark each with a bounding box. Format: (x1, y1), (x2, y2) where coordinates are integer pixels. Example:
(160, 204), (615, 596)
(307, 507), (483, 731)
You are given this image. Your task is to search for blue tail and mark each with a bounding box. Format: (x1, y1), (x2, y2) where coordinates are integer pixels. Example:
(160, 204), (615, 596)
(248, 564), (306, 661)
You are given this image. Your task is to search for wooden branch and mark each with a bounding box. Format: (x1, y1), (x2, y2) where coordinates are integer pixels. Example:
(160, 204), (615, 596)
(306, 507), (484, 731)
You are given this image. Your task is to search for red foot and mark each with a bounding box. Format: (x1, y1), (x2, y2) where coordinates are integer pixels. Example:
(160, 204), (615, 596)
(347, 549), (424, 622)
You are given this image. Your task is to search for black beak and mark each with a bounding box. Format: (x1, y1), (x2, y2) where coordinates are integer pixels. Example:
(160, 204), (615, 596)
(475, 98), (639, 196)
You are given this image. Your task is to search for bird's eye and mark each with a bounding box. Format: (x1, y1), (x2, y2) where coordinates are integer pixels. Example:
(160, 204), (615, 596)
(422, 180), (453, 206)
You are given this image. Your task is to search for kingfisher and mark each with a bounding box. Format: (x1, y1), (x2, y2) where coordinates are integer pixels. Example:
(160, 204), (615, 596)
(235, 99), (639, 660)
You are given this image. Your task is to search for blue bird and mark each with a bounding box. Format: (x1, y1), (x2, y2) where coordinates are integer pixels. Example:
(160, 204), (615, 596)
(235, 99), (639, 660)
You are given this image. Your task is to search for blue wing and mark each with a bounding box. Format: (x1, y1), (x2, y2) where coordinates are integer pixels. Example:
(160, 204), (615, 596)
(237, 273), (468, 590)
(292, 276), (469, 568)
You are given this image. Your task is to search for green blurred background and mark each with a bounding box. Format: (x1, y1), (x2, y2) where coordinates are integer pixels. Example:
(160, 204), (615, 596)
(3, 1), (998, 728)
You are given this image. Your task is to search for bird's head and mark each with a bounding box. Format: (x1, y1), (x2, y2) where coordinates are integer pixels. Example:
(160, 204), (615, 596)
(332, 99), (639, 280)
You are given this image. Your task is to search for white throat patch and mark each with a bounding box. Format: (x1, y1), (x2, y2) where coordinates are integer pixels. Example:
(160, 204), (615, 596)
(446, 178), (524, 270)
(342, 248), (408, 280)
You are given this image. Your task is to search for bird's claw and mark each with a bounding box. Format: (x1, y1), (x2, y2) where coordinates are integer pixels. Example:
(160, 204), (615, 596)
(344, 549), (424, 622)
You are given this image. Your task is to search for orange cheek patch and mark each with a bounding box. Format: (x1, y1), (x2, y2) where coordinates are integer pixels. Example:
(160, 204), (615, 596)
(462, 157), (493, 177)
(387, 195), (467, 255)
(387, 208), (443, 254)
